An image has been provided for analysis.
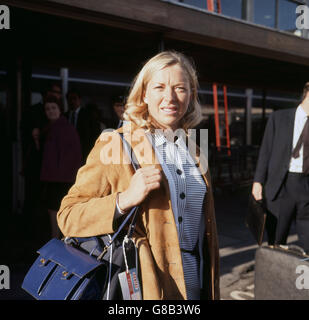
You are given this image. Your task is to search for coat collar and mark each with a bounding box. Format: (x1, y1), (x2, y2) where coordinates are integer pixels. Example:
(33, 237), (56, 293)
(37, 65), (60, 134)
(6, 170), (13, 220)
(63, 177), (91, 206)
(116, 122), (210, 188)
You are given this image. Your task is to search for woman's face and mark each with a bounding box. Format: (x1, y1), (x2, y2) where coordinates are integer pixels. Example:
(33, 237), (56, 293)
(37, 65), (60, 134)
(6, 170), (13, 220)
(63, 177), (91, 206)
(45, 102), (61, 121)
(144, 64), (191, 131)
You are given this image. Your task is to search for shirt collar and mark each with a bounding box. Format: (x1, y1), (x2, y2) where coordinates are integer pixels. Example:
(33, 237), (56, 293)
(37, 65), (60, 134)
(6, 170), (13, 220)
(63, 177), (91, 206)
(151, 129), (187, 149)
(297, 105), (308, 120)
(152, 129), (167, 147)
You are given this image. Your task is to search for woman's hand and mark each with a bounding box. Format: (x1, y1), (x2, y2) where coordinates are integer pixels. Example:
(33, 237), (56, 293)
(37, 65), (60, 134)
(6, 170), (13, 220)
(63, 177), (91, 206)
(252, 182), (263, 201)
(118, 165), (162, 212)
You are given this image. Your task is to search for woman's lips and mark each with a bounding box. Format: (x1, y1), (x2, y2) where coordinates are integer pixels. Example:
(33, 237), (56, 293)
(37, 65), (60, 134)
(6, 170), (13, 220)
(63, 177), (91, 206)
(161, 106), (178, 114)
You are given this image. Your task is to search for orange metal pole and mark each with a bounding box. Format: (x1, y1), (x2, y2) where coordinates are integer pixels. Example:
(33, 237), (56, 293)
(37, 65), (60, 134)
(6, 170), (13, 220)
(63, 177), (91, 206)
(208, 1), (223, 151)
(207, 0), (214, 11)
(212, 83), (221, 151)
(223, 85), (231, 156)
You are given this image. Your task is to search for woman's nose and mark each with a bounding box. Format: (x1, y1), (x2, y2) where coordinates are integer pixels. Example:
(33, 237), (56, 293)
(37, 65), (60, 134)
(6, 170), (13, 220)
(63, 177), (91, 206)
(163, 87), (175, 102)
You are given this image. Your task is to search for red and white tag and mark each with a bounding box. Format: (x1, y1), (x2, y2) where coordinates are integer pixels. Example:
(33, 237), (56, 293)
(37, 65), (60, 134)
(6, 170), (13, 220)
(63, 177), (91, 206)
(118, 268), (142, 300)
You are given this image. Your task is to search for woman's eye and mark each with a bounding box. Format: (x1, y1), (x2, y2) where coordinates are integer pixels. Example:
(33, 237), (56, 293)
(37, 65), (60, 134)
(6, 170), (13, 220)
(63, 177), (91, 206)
(176, 87), (186, 92)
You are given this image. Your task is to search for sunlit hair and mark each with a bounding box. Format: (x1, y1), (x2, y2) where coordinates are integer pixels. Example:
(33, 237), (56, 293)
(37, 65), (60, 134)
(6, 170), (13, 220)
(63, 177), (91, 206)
(123, 51), (202, 131)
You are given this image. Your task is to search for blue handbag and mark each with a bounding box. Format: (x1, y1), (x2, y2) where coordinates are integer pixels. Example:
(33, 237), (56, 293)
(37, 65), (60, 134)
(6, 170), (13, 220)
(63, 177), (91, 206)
(21, 238), (107, 300)
(21, 133), (142, 300)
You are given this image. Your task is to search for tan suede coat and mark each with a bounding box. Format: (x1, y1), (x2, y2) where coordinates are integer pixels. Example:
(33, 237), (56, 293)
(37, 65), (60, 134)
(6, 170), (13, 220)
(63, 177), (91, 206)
(57, 123), (220, 300)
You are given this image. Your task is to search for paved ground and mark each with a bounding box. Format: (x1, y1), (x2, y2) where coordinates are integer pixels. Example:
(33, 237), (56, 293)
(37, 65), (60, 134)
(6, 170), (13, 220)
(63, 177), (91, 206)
(0, 185), (299, 300)
(215, 186), (299, 300)
(215, 185), (258, 300)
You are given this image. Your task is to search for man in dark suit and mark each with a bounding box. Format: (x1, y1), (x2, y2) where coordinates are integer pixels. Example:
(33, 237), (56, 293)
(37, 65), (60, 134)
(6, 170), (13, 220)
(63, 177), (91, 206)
(252, 83), (309, 253)
(65, 89), (101, 163)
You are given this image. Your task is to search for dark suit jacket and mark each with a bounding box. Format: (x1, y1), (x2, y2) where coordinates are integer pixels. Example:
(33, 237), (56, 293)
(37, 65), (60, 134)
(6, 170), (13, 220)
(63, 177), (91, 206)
(254, 108), (296, 209)
(65, 107), (101, 162)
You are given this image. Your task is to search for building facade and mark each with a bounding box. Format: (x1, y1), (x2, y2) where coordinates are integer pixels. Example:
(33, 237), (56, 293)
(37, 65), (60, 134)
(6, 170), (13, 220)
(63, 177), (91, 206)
(1, 0), (309, 213)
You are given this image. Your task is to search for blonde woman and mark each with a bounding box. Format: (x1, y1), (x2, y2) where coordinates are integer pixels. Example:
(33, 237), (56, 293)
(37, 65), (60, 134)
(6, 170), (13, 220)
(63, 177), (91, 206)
(57, 51), (219, 300)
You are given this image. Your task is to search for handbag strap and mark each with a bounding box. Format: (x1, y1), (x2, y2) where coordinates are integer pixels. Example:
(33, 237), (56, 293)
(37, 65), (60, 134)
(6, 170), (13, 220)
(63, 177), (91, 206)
(118, 132), (141, 239)
(119, 132), (140, 172)
(97, 131), (141, 260)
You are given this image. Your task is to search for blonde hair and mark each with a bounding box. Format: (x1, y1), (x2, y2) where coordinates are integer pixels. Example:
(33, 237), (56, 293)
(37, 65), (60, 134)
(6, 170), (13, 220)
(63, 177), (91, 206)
(123, 51), (202, 131)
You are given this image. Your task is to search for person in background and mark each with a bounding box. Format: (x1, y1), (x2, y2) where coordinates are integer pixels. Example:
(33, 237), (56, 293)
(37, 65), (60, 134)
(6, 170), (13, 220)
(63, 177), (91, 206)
(65, 89), (101, 162)
(85, 102), (107, 132)
(252, 82), (309, 253)
(40, 95), (82, 238)
(108, 95), (125, 129)
(20, 83), (62, 236)
(57, 51), (219, 300)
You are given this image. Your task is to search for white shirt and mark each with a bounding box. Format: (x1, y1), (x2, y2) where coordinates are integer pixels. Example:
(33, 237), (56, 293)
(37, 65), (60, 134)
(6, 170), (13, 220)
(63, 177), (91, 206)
(289, 105), (308, 173)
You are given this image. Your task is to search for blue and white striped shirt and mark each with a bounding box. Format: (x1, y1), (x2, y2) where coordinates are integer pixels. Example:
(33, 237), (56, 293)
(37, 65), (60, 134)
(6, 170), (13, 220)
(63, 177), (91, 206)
(147, 131), (207, 300)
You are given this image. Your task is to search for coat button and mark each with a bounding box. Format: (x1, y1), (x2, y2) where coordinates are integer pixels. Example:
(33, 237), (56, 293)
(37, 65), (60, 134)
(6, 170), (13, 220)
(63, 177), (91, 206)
(180, 192), (185, 199)
(178, 216), (183, 223)
(176, 169), (182, 175)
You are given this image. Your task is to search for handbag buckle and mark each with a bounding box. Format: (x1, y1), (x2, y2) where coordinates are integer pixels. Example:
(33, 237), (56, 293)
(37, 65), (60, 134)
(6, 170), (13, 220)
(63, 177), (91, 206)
(61, 270), (70, 280)
(39, 258), (47, 266)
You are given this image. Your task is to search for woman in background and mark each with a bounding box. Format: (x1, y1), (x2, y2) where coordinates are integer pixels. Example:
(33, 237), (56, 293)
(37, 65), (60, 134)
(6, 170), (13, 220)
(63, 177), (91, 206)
(40, 96), (82, 238)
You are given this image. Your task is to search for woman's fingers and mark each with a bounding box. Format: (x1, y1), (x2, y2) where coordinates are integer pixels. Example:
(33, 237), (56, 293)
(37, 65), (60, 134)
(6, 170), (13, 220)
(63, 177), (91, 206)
(147, 181), (161, 191)
(144, 171), (161, 183)
(119, 166), (163, 211)
(137, 166), (160, 176)
(136, 167), (161, 183)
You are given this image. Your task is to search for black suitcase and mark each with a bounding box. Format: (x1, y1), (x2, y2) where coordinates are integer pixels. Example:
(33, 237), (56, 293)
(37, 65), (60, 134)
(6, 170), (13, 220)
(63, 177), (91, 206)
(245, 195), (266, 246)
(254, 245), (309, 300)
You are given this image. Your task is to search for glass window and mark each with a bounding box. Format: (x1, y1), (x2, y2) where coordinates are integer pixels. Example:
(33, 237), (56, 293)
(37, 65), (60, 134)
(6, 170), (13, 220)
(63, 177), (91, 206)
(278, 0), (298, 32)
(254, 0), (276, 28)
(178, 0), (206, 10)
(220, 0), (242, 19)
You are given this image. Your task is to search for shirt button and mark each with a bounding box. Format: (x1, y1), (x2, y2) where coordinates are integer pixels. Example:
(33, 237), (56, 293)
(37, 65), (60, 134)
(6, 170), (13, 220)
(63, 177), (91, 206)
(178, 216), (183, 223)
(176, 169), (182, 175)
(180, 192), (185, 199)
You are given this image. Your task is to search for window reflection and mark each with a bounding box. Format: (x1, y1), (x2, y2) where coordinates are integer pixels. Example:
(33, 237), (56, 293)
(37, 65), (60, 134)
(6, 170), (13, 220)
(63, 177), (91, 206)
(179, 0), (206, 10)
(278, 0), (298, 32)
(220, 0), (242, 19)
(174, 0), (305, 38)
(254, 0), (276, 28)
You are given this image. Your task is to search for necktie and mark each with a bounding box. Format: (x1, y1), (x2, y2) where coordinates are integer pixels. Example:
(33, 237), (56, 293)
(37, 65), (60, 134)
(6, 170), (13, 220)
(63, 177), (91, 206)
(71, 111), (77, 127)
(292, 116), (309, 174)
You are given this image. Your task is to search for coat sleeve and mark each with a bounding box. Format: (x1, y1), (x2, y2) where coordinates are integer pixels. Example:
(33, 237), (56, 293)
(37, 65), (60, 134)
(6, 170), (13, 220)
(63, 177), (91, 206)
(254, 112), (275, 184)
(57, 134), (119, 237)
